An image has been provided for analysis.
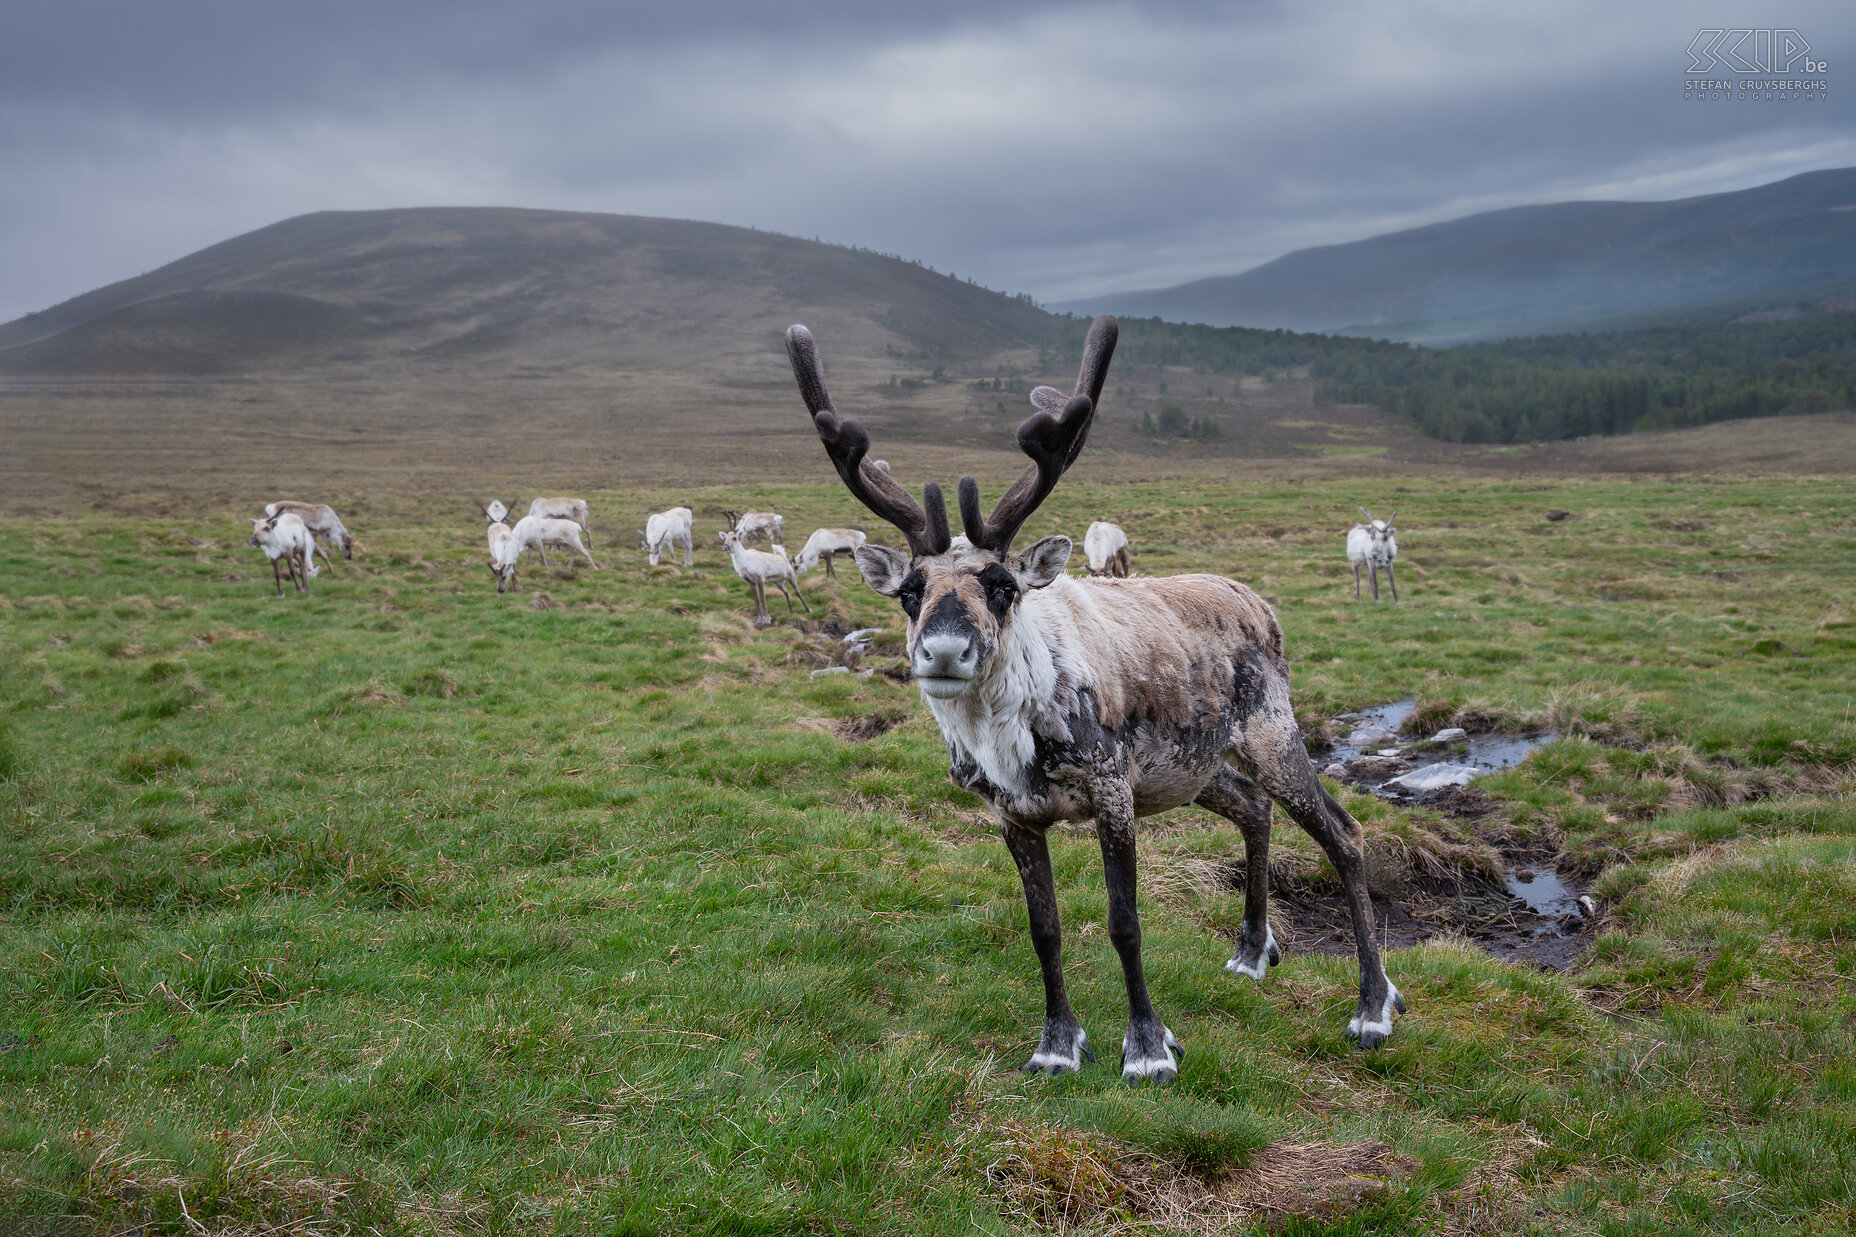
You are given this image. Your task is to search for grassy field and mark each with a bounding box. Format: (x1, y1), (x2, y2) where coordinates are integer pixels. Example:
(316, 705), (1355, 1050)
(3, 474), (1855, 1235)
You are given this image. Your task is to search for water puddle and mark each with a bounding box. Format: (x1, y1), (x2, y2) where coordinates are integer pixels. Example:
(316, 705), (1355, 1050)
(1272, 702), (1595, 969)
(1322, 699), (1554, 799)
(1505, 866), (1581, 918)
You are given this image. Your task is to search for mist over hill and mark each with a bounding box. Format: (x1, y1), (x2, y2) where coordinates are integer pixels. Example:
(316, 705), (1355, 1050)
(1053, 168), (1856, 343)
(0, 208), (1052, 379)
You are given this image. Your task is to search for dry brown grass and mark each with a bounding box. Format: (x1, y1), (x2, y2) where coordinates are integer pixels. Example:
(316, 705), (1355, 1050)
(948, 1108), (1417, 1235)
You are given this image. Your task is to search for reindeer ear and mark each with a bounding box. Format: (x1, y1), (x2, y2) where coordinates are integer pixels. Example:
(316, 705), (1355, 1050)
(854, 544), (911, 596)
(1013, 536), (1072, 589)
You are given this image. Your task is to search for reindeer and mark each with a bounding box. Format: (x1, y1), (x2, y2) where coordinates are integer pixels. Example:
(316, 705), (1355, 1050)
(786, 317), (1403, 1082)
(1347, 508), (1399, 601)
(792, 528), (867, 579)
(527, 498), (593, 551)
(723, 509), (784, 545)
(1083, 521), (1131, 577)
(510, 514), (598, 570)
(719, 529), (810, 626)
(486, 515), (520, 592)
(264, 501), (350, 568)
(644, 506), (695, 567)
(248, 513), (317, 598)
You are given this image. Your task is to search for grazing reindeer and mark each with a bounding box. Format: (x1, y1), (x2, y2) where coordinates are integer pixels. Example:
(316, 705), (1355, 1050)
(719, 529), (810, 626)
(248, 513), (317, 598)
(792, 527), (867, 579)
(527, 498), (593, 551)
(1083, 521), (1131, 577)
(723, 509), (784, 545)
(265, 501), (349, 568)
(644, 506), (695, 567)
(486, 516), (520, 593)
(786, 316), (1402, 1082)
(1347, 509), (1399, 601)
(511, 515), (598, 570)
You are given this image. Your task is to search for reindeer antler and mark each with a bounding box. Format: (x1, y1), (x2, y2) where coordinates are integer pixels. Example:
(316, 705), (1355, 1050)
(786, 324), (951, 557)
(959, 315), (1118, 554)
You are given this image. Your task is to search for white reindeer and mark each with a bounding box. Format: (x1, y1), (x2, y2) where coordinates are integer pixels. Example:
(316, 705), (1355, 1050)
(644, 506), (695, 567)
(511, 515), (599, 570)
(789, 317), (1404, 1082)
(1083, 521), (1131, 577)
(486, 517), (520, 592)
(248, 512), (318, 598)
(792, 528), (866, 579)
(526, 498), (592, 551)
(719, 529), (811, 626)
(724, 509), (784, 545)
(264, 501), (349, 569)
(1347, 508), (1399, 601)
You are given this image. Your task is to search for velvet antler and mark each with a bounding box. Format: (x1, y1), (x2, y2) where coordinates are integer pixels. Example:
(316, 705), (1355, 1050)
(958, 315), (1118, 554)
(786, 324), (951, 557)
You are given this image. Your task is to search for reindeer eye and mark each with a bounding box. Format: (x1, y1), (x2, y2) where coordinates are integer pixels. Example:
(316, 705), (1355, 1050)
(896, 571), (925, 620)
(978, 565), (1018, 618)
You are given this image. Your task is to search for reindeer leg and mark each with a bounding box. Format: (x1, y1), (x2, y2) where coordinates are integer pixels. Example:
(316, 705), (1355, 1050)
(271, 557), (285, 598)
(682, 534), (693, 568)
(1237, 713), (1401, 1049)
(1353, 563), (1361, 599)
(1196, 766), (1280, 979)
(1370, 563), (1379, 601)
(792, 576), (811, 613)
(1387, 562), (1398, 602)
(753, 580), (771, 627)
(824, 552), (837, 579)
(576, 539), (598, 570)
(1000, 817), (1091, 1075)
(1093, 778), (1181, 1083)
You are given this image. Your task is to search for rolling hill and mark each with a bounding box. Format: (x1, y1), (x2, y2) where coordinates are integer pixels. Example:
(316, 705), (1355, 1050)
(1053, 167), (1856, 343)
(0, 208), (1053, 378)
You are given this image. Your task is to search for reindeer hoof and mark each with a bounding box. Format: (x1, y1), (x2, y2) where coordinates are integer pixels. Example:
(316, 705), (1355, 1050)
(1223, 924), (1280, 980)
(1121, 1024), (1182, 1085)
(1023, 1028), (1090, 1076)
(1346, 984), (1404, 1050)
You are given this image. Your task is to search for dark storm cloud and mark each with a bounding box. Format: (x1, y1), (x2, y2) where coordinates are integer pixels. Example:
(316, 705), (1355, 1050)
(0, 0), (1850, 322)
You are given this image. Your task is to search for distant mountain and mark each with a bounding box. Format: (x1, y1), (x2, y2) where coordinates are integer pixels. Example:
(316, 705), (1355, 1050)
(0, 208), (1052, 378)
(1054, 168), (1856, 344)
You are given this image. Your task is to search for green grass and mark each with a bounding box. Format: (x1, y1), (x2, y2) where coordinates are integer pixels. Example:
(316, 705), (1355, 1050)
(2, 476), (1854, 1234)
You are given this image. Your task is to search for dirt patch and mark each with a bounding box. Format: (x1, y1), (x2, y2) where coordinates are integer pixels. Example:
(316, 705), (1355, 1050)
(1266, 868), (1596, 971)
(1236, 789), (1599, 970)
(1231, 1140), (1419, 1220)
(956, 1111), (1414, 1235)
(832, 713), (910, 743)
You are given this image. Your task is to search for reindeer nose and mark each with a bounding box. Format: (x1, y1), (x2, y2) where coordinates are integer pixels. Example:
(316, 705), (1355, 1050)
(915, 632), (978, 680)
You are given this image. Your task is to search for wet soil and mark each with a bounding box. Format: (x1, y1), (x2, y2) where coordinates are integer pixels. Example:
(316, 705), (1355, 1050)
(1238, 776), (1596, 970)
(1266, 868), (1595, 971)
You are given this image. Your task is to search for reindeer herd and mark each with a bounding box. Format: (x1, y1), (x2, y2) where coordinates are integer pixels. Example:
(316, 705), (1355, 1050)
(245, 489), (1403, 616)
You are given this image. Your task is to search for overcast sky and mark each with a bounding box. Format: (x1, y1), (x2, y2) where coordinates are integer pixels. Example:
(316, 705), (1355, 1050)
(1, 0), (1851, 323)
